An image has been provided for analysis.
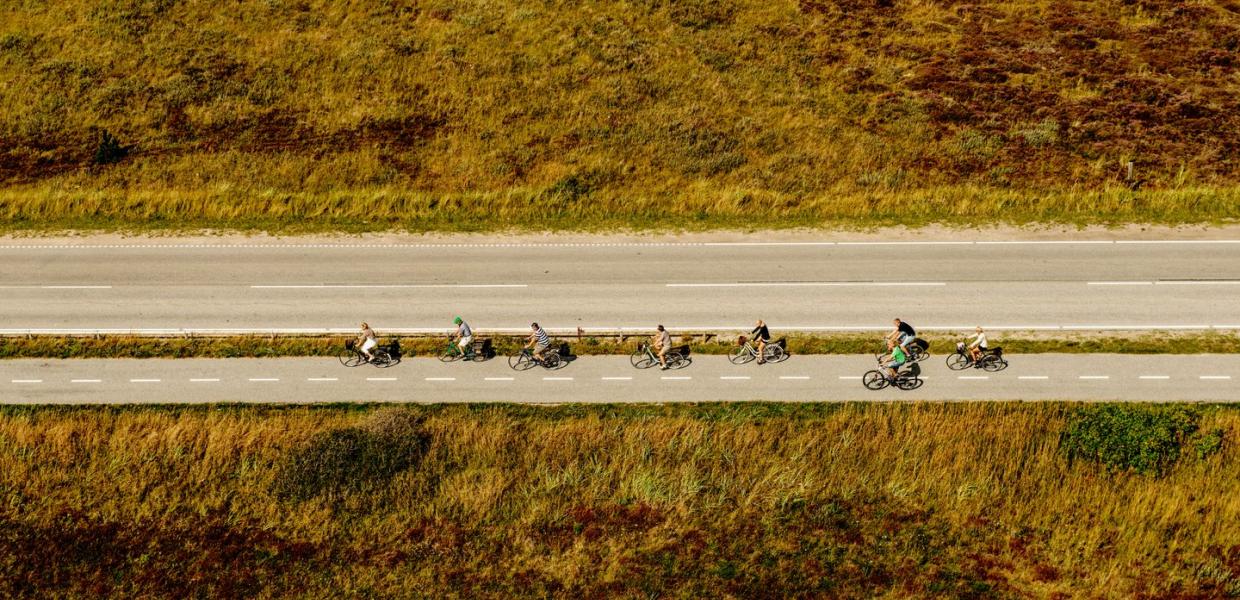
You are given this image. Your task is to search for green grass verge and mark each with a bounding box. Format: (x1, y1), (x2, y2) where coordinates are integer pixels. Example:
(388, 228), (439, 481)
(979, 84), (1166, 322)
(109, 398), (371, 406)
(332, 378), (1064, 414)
(1, 403), (1235, 598)
(2, 186), (1239, 234)
(2, 331), (1236, 359)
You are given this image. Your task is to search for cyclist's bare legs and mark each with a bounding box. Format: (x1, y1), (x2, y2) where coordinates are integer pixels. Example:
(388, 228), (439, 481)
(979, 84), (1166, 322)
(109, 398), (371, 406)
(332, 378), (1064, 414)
(657, 346), (668, 368)
(756, 338), (767, 363)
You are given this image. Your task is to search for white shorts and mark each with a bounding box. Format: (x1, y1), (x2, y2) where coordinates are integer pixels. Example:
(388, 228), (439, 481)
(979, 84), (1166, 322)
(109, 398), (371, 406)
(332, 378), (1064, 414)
(361, 339), (378, 353)
(458, 335), (473, 349)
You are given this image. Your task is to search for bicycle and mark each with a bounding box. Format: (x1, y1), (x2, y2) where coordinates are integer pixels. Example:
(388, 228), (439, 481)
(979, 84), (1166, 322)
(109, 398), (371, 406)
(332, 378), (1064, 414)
(339, 339), (396, 368)
(886, 337), (929, 362)
(440, 337), (488, 363)
(862, 353), (923, 391)
(508, 346), (561, 371)
(945, 342), (1007, 372)
(729, 336), (787, 365)
(631, 342), (689, 370)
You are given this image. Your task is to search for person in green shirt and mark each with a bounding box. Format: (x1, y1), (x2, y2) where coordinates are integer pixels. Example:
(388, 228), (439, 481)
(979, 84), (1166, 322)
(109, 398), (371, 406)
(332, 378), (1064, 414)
(884, 340), (907, 381)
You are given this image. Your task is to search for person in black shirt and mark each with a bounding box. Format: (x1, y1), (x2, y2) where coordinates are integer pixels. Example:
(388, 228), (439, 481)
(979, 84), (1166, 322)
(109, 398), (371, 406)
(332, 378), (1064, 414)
(887, 318), (916, 357)
(751, 319), (771, 364)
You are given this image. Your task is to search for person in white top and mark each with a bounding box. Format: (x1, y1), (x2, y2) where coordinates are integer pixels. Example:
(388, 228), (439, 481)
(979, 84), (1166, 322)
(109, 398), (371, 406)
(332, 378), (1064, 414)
(358, 322), (378, 362)
(968, 326), (988, 364)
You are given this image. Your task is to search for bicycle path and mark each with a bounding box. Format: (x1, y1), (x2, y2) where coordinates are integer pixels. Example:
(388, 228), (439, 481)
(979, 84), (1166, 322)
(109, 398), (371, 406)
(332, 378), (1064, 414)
(0, 355), (1236, 403)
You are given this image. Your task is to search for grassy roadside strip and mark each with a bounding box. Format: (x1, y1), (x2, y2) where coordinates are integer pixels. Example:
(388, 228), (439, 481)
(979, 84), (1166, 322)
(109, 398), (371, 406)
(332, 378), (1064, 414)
(3, 185), (1240, 234)
(0, 403), (1234, 597)
(3, 331), (1237, 359)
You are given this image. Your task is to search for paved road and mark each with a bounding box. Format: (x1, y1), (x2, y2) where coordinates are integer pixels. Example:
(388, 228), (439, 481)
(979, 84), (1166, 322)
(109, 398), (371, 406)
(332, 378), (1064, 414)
(2, 236), (1240, 333)
(1, 355), (1236, 403)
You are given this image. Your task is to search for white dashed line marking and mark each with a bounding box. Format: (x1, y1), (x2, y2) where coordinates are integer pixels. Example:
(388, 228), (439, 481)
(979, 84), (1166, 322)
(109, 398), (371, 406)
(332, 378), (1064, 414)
(425, 377), (456, 382)
(1200, 375), (1232, 380)
(779, 376), (811, 380)
(366, 377), (398, 382)
(249, 378), (279, 382)
(485, 377), (515, 381)
(252, 284), (527, 289)
(190, 378), (220, 382)
(1079, 376), (1110, 380)
(666, 282), (946, 288)
(307, 377), (338, 382)
(11, 379), (42, 383)
(70, 379), (102, 383)
(130, 379), (161, 383)
(958, 376), (989, 380)
(1139, 375), (1171, 380)
(543, 377), (574, 381)
(1018, 376), (1050, 380)
(720, 376), (751, 380)
(41, 285), (114, 289)
(838, 376), (862, 380)
(661, 376), (692, 380)
(601, 376), (633, 381)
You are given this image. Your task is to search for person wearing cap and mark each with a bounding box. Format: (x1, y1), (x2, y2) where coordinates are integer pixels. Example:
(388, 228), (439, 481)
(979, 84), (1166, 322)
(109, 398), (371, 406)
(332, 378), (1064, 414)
(453, 316), (474, 360)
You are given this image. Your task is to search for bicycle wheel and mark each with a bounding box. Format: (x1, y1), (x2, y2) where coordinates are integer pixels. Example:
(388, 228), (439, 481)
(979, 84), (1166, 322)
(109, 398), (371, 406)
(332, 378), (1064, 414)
(665, 351), (685, 369)
(908, 346), (927, 362)
(981, 355), (1007, 372)
(896, 375), (923, 390)
(729, 346), (754, 365)
(945, 352), (970, 371)
(371, 348), (394, 368)
(439, 344), (461, 363)
(631, 350), (656, 369)
(542, 351), (561, 369)
(862, 370), (889, 390)
(339, 349), (364, 367)
(508, 352), (535, 371)
(763, 344), (786, 363)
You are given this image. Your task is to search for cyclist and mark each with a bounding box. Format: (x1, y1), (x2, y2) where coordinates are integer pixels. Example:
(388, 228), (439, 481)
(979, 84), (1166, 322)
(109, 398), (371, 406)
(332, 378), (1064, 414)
(887, 318), (916, 358)
(750, 319), (771, 364)
(884, 340), (907, 382)
(653, 325), (672, 370)
(967, 326), (988, 365)
(527, 322), (551, 364)
(452, 316), (474, 360)
(357, 322), (378, 362)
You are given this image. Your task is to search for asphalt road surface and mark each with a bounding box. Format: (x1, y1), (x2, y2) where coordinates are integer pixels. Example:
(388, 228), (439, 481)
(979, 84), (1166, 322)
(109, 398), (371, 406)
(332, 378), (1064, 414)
(1, 355), (1236, 403)
(2, 236), (1240, 334)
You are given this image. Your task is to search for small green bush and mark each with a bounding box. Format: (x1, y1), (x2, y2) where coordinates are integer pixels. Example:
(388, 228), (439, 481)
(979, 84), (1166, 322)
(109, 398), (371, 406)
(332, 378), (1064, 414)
(1059, 405), (1223, 476)
(272, 410), (429, 501)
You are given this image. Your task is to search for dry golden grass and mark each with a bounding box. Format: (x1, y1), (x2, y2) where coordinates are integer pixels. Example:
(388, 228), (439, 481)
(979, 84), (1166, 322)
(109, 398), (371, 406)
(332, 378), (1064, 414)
(2, 0), (1239, 231)
(1, 403), (1237, 597)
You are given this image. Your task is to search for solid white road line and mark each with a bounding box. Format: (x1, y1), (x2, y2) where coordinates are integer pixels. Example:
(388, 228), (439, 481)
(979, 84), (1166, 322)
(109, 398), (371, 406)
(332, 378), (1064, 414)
(71, 379), (102, 383)
(1089, 280), (1240, 286)
(1079, 375), (1110, 380)
(7, 324), (1240, 335)
(41, 285), (114, 289)
(366, 377), (398, 381)
(11, 379), (42, 383)
(1139, 375), (1171, 380)
(6, 239), (1240, 250)
(130, 379), (161, 383)
(1200, 375), (1232, 380)
(251, 284), (527, 289)
(1018, 376), (1050, 380)
(779, 376), (811, 380)
(190, 378), (220, 382)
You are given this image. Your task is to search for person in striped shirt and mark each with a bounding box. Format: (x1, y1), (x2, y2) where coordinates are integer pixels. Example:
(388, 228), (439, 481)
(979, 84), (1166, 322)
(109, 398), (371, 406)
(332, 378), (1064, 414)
(527, 322), (551, 363)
